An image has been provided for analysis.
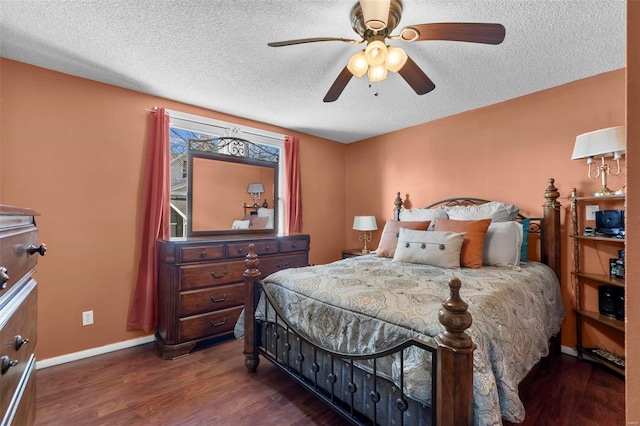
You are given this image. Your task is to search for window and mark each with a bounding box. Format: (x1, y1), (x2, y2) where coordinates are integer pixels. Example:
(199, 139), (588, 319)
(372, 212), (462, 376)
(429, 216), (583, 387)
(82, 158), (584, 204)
(167, 110), (285, 238)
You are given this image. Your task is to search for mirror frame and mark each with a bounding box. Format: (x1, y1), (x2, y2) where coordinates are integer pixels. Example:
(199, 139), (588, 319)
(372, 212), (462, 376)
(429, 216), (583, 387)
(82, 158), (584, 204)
(186, 149), (279, 237)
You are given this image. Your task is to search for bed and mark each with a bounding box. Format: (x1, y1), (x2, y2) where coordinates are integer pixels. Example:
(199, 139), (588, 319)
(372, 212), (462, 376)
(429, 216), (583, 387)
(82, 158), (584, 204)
(237, 178), (563, 425)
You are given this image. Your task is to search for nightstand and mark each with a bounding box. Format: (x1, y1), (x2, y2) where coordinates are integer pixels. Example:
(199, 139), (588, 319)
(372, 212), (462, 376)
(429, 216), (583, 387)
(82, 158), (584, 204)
(342, 248), (370, 259)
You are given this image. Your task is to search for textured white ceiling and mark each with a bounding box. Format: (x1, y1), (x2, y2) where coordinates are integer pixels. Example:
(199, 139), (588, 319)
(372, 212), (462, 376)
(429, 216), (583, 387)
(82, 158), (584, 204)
(0, 0), (626, 143)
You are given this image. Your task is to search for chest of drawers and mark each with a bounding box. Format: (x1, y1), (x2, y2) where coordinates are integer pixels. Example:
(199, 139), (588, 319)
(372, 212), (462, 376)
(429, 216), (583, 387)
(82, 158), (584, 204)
(156, 234), (309, 359)
(0, 206), (44, 426)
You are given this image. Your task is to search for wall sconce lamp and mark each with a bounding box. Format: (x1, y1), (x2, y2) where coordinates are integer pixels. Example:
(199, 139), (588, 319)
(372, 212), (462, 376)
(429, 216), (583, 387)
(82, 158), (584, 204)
(353, 216), (378, 254)
(247, 183), (264, 207)
(571, 126), (626, 197)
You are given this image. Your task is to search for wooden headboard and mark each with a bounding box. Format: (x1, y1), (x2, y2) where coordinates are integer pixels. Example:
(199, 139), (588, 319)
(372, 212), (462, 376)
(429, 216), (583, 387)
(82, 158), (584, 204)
(392, 178), (562, 277)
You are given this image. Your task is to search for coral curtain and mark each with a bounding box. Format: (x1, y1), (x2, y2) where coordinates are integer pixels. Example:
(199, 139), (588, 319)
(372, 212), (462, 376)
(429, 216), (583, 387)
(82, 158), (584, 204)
(284, 136), (302, 233)
(127, 108), (170, 332)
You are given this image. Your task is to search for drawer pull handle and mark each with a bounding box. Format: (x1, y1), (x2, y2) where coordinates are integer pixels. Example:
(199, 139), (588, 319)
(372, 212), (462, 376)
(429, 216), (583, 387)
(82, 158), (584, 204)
(237, 248), (244, 254)
(200, 251), (207, 258)
(26, 243), (47, 256)
(1, 356), (18, 375)
(265, 246), (270, 251)
(210, 317), (227, 327)
(211, 270), (228, 279)
(0, 267), (8, 290)
(210, 294), (227, 303)
(292, 243), (297, 248)
(14, 335), (29, 351)
(276, 263), (290, 269)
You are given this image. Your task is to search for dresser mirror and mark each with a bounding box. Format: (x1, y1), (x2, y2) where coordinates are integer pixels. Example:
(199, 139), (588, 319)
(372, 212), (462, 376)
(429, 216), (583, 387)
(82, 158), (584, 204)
(170, 136), (280, 238)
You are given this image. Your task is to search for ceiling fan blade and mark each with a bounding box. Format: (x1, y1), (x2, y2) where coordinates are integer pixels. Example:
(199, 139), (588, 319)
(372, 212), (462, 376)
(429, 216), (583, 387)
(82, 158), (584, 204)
(323, 66), (353, 103)
(398, 56), (435, 95)
(268, 37), (361, 47)
(404, 23), (506, 45)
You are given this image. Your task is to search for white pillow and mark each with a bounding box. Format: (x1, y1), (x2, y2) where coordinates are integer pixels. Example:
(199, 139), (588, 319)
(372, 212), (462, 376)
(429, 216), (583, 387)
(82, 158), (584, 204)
(483, 221), (523, 267)
(398, 207), (448, 230)
(392, 228), (465, 269)
(257, 207), (274, 229)
(444, 201), (519, 222)
(231, 219), (251, 230)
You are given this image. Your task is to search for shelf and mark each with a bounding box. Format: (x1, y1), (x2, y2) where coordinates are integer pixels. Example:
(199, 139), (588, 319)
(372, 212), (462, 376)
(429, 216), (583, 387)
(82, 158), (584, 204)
(575, 309), (625, 332)
(572, 234), (625, 243)
(573, 272), (625, 287)
(572, 194), (625, 202)
(584, 347), (625, 376)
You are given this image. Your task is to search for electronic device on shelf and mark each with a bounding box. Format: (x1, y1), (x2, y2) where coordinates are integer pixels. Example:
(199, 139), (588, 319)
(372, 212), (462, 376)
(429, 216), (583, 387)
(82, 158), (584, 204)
(595, 210), (625, 237)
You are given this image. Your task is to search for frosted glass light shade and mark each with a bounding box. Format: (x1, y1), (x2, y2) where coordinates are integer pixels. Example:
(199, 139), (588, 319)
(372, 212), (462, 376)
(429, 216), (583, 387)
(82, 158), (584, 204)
(347, 51), (368, 78)
(572, 126), (626, 160)
(385, 46), (407, 72)
(365, 40), (387, 66)
(368, 64), (388, 82)
(353, 216), (378, 231)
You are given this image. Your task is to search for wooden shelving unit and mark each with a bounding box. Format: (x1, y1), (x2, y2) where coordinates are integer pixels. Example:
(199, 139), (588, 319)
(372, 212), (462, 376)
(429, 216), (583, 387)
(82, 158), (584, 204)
(571, 190), (625, 376)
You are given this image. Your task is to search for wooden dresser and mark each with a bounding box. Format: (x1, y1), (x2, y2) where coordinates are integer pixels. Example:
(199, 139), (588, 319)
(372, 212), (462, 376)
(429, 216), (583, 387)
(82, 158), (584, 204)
(156, 234), (310, 359)
(0, 206), (44, 425)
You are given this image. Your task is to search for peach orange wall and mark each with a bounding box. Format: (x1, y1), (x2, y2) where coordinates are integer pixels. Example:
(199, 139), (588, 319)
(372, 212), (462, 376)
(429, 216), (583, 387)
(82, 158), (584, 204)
(0, 58), (347, 360)
(345, 69), (626, 353)
(626, 1), (639, 422)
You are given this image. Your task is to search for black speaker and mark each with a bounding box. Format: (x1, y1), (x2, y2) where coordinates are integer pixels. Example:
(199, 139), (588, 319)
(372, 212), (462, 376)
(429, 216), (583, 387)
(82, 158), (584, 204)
(598, 286), (618, 318)
(615, 290), (624, 321)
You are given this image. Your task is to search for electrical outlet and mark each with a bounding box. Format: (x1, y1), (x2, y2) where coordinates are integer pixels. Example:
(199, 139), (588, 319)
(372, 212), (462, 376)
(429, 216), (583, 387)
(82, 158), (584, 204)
(82, 310), (94, 326)
(585, 205), (600, 221)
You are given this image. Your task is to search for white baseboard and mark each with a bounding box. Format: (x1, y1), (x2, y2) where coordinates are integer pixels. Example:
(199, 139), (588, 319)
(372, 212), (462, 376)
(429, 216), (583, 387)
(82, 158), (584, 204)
(561, 345), (578, 357)
(36, 335), (156, 370)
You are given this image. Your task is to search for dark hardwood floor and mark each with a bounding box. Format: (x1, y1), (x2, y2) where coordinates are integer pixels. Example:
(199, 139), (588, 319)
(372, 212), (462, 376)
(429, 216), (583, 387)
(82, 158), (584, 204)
(35, 338), (624, 425)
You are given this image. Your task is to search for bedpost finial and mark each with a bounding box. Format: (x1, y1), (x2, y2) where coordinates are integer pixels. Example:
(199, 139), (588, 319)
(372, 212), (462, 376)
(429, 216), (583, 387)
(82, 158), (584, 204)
(244, 243), (261, 277)
(436, 277), (473, 350)
(394, 192), (403, 210)
(544, 178), (560, 208)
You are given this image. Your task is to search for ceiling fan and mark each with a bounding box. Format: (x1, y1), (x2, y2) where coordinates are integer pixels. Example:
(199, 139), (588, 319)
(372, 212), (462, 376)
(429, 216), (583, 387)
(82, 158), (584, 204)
(268, 0), (505, 102)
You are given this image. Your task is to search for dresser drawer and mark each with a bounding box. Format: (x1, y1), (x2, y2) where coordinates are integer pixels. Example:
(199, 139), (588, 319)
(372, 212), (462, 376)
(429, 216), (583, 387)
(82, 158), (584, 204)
(180, 283), (245, 317)
(179, 306), (243, 341)
(259, 253), (309, 277)
(279, 238), (308, 253)
(0, 280), (37, 417)
(226, 240), (277, 259)
(179, 260), (246, 290)
(178, 245), (225, 263)
(0, 227), (38, 297)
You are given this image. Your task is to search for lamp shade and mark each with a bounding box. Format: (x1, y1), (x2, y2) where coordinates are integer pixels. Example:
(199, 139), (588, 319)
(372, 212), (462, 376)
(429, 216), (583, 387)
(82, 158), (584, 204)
(353, 216), (378, 231)
(368, 64), (388, 82)
(365, 40), (387, 66)
(247, 183), (264, 194)
(572, 126), (626, 160)
(385, 46), (407, 72)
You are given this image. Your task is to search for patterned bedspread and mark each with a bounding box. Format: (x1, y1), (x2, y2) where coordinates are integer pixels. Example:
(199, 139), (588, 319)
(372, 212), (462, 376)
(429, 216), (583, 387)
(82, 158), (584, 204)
(236, 255), (565, 425)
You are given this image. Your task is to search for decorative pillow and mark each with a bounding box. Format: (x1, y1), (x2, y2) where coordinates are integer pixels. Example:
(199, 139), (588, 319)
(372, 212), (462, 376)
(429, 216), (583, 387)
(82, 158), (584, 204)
(398, 207), (448, 230)
(519, 218), (531, 262)
(444, 201), (519, 222)
(433, 218), (491, 268)
(483, 221), (523, 267)
(231, 219), (251, 230)
(392, 229), (465, 269)
(257, 207), (274, 228)
(375, 219), (431, 258)
(250, 216), (269, 229)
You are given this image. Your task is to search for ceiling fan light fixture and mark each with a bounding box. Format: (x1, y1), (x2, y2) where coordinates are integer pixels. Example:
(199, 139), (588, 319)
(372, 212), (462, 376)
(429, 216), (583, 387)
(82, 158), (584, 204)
(365, 40), (387, 66)
(368, 64), (388, 82)
(385, 46), (407, 72)
(347, 51), (369, 78)
(360, 0), (391, 31)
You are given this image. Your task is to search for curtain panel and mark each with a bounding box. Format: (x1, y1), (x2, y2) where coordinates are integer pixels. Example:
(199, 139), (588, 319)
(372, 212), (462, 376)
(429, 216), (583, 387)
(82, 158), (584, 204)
(127, 108), (170, 332)
(284, 136), (302, 234)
